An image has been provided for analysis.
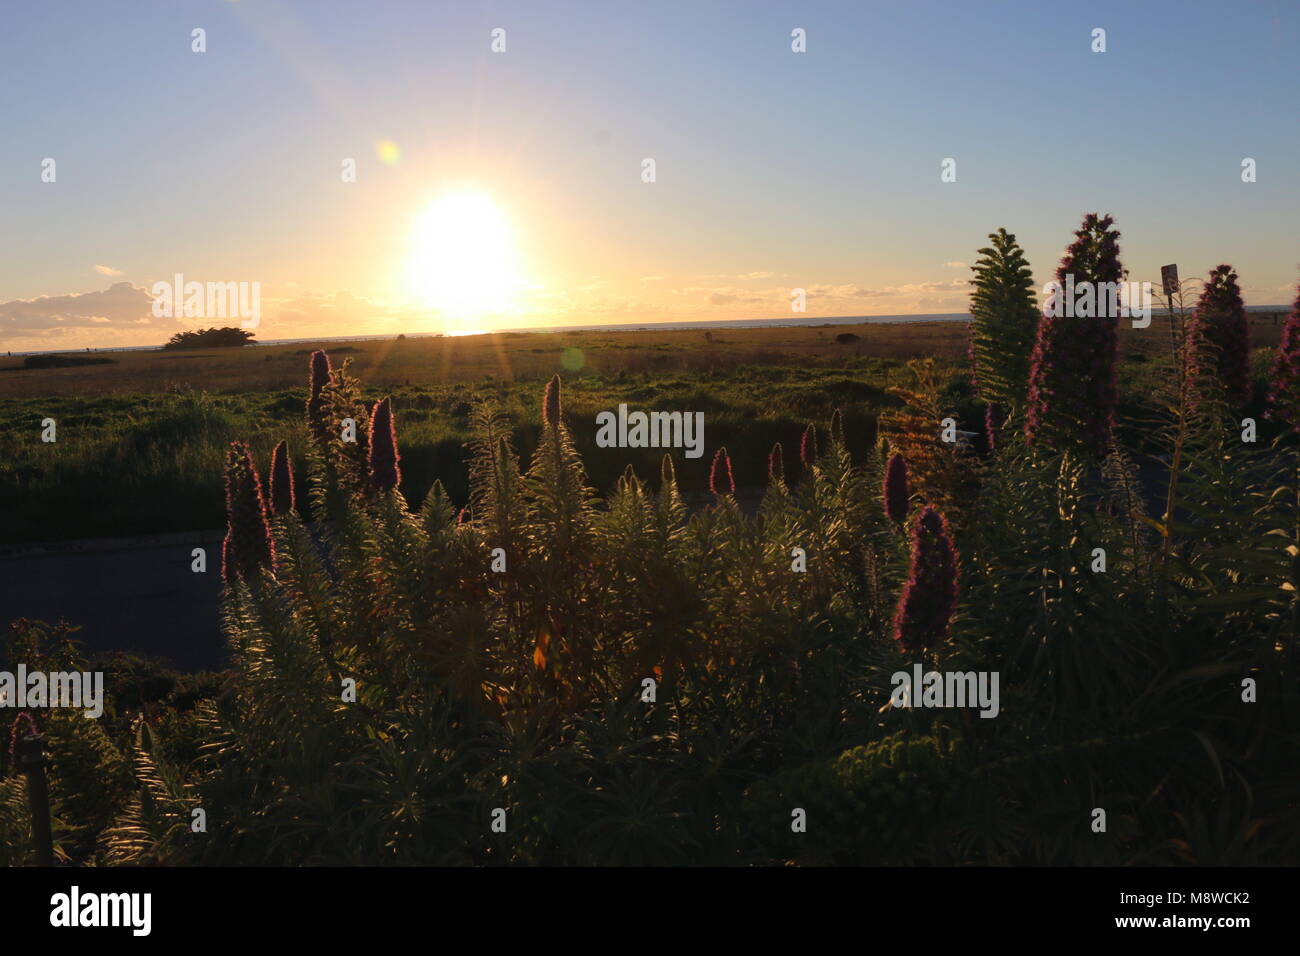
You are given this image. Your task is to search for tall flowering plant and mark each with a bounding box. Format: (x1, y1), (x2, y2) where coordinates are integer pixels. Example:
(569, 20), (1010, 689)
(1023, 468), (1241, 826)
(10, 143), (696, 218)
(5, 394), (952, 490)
(800, 423), (817, 468)
(306, 349), (332, 439)
(269, 440), (295, 516)
(1024, 213), (1124, 457)
(221, 441), (274, 584)
(1268, 282), (1300, 431)
(710, 447), (735, 496)
(891, 506), (960, 654)
(969, 227), (1039, 411)
(367, 397), (401, 492)
(883, 453), (910, 525)
(1186, 264), (1250, 406)
(768, 442), (785, 486)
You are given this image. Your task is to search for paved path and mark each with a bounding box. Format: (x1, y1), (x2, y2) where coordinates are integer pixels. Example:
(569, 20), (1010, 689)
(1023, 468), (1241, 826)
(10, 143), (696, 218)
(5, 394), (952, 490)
(0, 530), (228, 671)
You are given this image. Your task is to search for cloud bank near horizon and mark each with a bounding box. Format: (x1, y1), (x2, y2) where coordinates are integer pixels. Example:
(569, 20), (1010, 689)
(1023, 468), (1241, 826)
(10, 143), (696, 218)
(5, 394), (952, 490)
(0, 277), (983, 351)
(6, 274), (1292, 352)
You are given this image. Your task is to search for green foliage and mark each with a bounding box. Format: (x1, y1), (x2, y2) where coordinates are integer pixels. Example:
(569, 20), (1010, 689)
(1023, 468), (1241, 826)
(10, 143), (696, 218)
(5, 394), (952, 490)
(0, 621), (218, 865)
(744, 732), (960, 864)
(164, 327), (257, 350)
(969, 228), (1039, 410)
(5, 307), (1299, 864)
(0, 364), (934, 545)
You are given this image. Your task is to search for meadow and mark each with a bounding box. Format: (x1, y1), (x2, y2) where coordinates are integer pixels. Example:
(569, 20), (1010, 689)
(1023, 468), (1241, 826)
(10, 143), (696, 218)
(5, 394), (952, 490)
(2, 239), (1299, 866)
(0, 315), (1285, 545)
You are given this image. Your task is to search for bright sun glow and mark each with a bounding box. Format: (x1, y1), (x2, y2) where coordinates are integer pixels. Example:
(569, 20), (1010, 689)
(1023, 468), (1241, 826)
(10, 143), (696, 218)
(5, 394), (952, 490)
(406, 190), (522, 329)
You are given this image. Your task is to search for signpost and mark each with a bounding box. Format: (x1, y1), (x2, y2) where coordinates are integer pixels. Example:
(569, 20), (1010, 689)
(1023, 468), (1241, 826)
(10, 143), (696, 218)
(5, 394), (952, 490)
(1161, 264), (1179, 298)
(1160, 262), (1185, 560)
(15, 727), (54, 866)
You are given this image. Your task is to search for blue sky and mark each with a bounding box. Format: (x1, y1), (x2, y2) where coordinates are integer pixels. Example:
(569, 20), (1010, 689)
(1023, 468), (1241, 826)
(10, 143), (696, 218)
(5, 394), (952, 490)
(2, 0), (1297, 349)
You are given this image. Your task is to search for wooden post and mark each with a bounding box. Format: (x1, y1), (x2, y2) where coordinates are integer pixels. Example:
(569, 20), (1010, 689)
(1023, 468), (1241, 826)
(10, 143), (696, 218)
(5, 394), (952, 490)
(15, 732), (55, 866)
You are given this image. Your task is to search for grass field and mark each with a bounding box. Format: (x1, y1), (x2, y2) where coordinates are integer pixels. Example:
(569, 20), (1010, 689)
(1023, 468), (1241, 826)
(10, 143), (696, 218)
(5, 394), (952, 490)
(0, 320), (978, 397)
(0, 315), (1286, 545)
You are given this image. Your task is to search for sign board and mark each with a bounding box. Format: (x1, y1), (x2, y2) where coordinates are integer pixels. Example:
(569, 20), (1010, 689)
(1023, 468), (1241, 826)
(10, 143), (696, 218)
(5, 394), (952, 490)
(1160, 264), (1179, 297)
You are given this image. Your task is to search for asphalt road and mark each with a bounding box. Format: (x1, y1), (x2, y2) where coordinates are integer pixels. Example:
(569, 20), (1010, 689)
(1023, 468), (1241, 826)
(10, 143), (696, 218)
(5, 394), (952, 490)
(0, 530), (228, 671)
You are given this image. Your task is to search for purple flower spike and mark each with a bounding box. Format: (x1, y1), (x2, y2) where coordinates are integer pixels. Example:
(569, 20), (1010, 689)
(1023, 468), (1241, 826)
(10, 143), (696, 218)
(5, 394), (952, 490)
(891, 506), (960, 654)
(543, 374), (561, 427)
(710, 447), (735, 496)
(1024, 213), (1124, 457)
(768, 442), (785, 484)
(307, 350), (332, 435)
(800, 423), (818, 466)
(1186, 264), (1250, 406)
(985, 402), (1004, 451)
(1268, 281), (1300, 430)
(269, 440), (295, 515)
(883, 453), (910, 524)
(222, 441), (275, 583)
(367, 397), (401, 492)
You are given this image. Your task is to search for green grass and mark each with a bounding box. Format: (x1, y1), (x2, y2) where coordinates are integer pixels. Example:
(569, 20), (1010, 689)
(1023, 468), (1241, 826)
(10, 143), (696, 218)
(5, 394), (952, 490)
(0, 361), (953, 544)
(0, 321), (1278, 545)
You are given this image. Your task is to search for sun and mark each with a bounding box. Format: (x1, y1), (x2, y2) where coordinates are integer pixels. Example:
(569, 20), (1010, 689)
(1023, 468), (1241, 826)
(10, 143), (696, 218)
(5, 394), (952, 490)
(405, 190), (522, 327)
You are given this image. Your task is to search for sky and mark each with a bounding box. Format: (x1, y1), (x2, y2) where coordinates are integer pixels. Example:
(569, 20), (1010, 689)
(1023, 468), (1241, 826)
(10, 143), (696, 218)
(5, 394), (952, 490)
(2, 0), (1298, 351)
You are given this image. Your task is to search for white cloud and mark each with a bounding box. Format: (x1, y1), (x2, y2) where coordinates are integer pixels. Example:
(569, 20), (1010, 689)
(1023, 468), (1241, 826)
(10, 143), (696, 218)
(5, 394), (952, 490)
(695, 271), (779, 281)
(0, 282), (424, 350)
(93, 264), (124, 276)
(0, 282), (157, 333)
